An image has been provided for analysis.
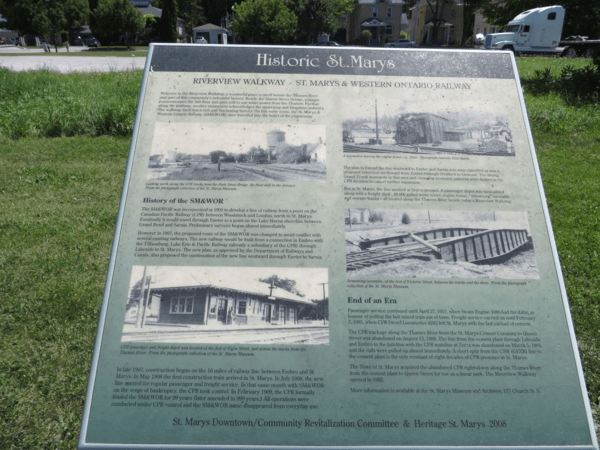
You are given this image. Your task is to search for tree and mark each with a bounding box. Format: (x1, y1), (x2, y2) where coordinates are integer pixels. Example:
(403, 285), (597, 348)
(63, 0), (90, 29)
(369, 211), (383, 223)
(210, 150), (227, 163)
(93, 0), (145, 44)
(0, 0), (88, 37)
(178, 0), (204, 37)
(298, 298), (328, 321)
(312, 297), (328, 322)
(460, 0), (487, 45)
(126, 278), (146, 311)
(259, 275), (304, 297)
(202, 0), (235, 28)
(230, 0), (297, 44)
(480, 0), (600, 39)
(360, 29), (371, 45)
(401, 212), (411, 224)
(425, 0), (453, 45)
(158, 0), (178, 42)
(287, 0), (353, 44)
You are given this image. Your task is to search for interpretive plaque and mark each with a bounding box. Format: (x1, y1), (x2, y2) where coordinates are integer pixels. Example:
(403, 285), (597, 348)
(79, 44), (597, 449)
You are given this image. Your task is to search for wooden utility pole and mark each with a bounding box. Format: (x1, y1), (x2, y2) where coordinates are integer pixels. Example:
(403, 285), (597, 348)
(317, 282), (328, 325)
(375, 100), (379, 144)
(135, 266), (147, 329)
(140, 275), (152, 328)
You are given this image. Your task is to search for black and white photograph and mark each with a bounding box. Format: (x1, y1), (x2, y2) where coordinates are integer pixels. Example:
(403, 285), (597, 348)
(346, 209), (538, 279)
(122, 266), (329, 344)
(147, 123), (327, 182)
(342, 100), (515, 156)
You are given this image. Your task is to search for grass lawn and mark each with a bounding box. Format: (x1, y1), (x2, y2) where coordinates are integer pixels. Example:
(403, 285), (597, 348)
(0, 56), (599, 448)
(0, 69), (142, 139)
(0, 136), (129, 449)
(517, 57), (600, 416)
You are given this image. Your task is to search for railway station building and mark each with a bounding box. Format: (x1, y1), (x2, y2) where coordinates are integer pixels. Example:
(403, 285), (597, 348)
(395, 113), (451, 144)
(148, 276), (315, 327)
(346, 208), (371, 224)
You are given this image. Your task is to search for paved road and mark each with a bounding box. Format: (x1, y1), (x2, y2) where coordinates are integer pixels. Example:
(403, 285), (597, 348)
(0, 45), (147, 72)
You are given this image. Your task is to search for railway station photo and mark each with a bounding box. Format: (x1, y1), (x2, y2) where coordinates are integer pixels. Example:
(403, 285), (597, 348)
(345, 209), (539, 279)
(342, 100), (515, 156)
(146, 122), (327, 183)
(121, 266), (329, 344)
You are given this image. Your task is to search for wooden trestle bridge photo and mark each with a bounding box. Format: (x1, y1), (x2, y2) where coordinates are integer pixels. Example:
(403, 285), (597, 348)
(346, 227), (533, 273)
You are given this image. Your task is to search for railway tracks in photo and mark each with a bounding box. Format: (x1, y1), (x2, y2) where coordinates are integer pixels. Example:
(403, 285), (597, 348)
(230, 163), (326, 182)
(347, 227), (531, 272)
(343, 143), (515, 157)
(122, 325), (330, 345)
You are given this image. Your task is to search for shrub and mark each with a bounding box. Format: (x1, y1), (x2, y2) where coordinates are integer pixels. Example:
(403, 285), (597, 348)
(560, 64), (600, 105)
(369, 212), (383, 223)
(521, 59), (600, 105)
(361, 30), (371, 46)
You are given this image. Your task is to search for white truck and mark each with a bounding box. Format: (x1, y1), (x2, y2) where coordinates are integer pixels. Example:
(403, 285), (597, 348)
(484, 5), (600, 57)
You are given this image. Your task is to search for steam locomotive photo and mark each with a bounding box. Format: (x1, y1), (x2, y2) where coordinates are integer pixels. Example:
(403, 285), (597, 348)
(343, 111), (515, 156)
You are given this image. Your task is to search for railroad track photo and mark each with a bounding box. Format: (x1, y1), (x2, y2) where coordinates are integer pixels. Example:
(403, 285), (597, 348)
(146, 122), (327, 183)
(121, 326), (330, 345)
(347, 227), (531, 272)
(345, 209), (540, 279)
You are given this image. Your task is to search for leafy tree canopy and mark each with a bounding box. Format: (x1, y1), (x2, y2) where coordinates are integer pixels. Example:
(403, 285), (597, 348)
(424, 0), (452, 45)
(157, 0), (178, 42)
(459, 0), (487, 45)
(480, 0), (600, 39)
(178, 0), (204, 36)
(64, 0), (90, 28)
(93, 0), (145, 42)
(0, 0), (88, 36)
(201, 0), (236, 29)
(287, 0), (352, 44)
(230, 0), (297, 43)
(127, 277), (146, 310)
(259, 275), (304, 297)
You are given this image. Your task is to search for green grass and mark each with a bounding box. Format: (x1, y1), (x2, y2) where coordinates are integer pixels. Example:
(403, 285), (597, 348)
(525, 92), (600, 133)
(516, 57), (600, 133)
(516, 55), (592, 78)
(517, 57), (600, 409)
(533, 129), (600, 403)
(0, 69), (142, 139)
(0, 57), (599, 447)
(0, 136), (129, 449)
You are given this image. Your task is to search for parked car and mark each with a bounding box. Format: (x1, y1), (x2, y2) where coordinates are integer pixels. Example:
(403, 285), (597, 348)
(384, 39), (418, 48)
(84, 37), (100, 47)
(474, 33), (485, 45)
(315, 41), (341, 46)
(195, 37), (208, 44)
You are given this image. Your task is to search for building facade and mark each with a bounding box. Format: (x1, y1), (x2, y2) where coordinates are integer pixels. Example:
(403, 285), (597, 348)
(407, 0), (498, 45)
(148, 278), (314, 327)
(347, 208), (371, 224)
(131, 0), (186, 41)
(192, 23), (228, 44)
(346, 0), (408, 45)
(395, 113), (451, 145)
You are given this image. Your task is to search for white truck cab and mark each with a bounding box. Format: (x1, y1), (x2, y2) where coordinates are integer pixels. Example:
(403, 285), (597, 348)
(485, 5), (565, 54)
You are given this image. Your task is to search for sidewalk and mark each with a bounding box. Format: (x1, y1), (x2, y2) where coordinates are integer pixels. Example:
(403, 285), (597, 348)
(0, 50), (147, 72)
(0, 44), (91, 54)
